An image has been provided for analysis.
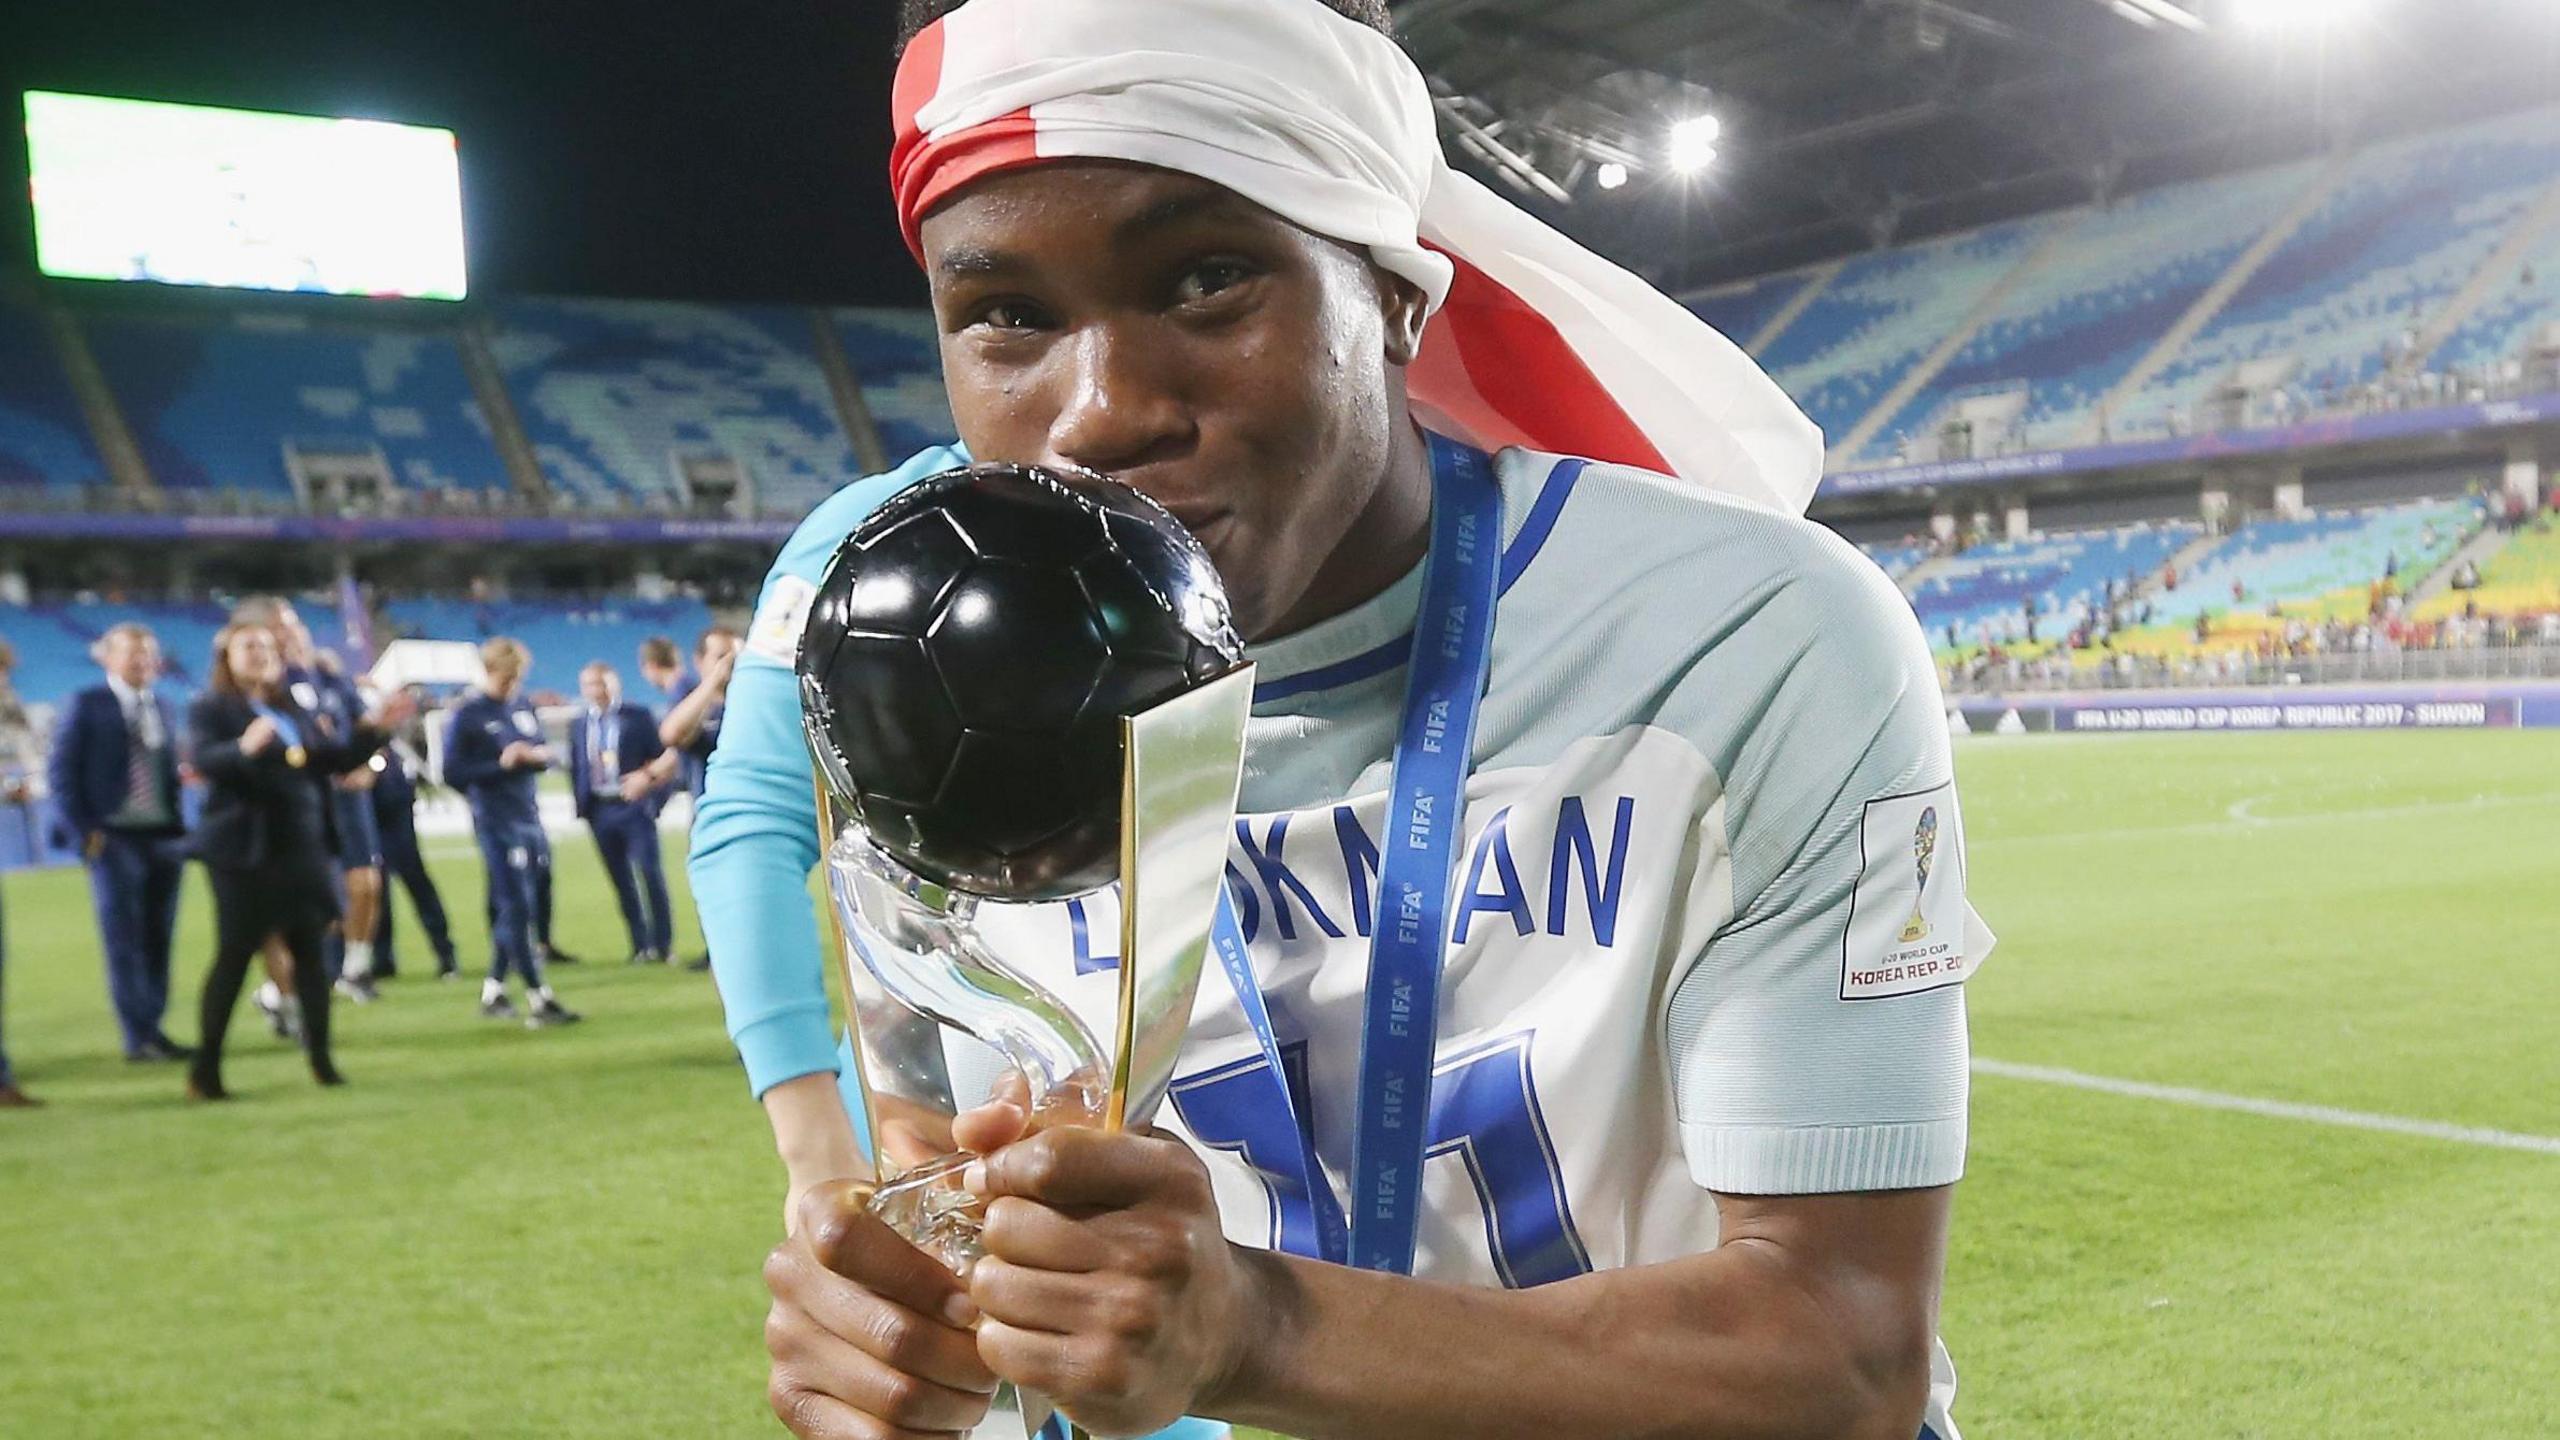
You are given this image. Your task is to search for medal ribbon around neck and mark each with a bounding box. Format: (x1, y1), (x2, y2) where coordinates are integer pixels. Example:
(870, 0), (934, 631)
(250, 699), (307, 768)
(1206, 431), (1501, 1275)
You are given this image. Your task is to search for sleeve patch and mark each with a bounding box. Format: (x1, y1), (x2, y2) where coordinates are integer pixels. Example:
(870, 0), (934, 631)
(744, 573), (818, 670)
(1840, 781), (1977, 1000)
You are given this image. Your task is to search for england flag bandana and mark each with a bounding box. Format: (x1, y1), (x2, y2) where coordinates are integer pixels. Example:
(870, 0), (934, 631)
(889, 0), (1825, 515)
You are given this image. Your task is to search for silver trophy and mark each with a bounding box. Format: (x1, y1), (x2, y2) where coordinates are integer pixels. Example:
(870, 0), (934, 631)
(795, 464), (1252, 1440)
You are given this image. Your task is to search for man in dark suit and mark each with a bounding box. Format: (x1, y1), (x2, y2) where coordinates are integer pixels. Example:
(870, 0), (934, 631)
(568, 662), (680, 965)
(47, 623), (191, 1062)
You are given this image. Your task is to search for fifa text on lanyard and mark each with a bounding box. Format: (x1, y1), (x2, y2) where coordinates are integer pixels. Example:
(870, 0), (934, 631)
(1208, 431), (1502, 1277)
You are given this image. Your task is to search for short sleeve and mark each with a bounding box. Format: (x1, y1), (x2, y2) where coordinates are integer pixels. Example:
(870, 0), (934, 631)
(1661, 536), (1990, 1196)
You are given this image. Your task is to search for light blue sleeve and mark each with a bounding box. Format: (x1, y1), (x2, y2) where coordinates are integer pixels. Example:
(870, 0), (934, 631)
(691, 444), (968, 1099)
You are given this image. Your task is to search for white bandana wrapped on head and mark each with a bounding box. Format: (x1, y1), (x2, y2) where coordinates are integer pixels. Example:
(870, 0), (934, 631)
(892, 0), (1824, 515)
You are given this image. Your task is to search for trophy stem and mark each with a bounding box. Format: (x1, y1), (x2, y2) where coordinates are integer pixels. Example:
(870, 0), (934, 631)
(1104, 718), (1143, 1136)
(810, 772), (887, 1185)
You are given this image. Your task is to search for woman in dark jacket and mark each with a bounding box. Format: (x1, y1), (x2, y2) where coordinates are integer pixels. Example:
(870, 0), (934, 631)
(185, 621), (410, 1100)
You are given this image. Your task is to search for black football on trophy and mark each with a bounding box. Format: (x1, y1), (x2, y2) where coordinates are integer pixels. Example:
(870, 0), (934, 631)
(798, 462), (1245, 901)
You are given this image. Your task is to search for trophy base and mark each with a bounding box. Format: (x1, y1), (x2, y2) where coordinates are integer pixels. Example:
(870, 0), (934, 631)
(868, 1154), (1059, 1440)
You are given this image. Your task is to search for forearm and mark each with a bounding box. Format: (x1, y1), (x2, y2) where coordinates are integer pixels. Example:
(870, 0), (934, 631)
(1210, 1245), (1927, 1440)
(763, 1073), (873, 1189)
(660, 685), (720, 748)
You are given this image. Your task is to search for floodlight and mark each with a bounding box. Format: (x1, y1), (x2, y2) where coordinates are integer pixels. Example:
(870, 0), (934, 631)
(1668, 115), (1722, 174)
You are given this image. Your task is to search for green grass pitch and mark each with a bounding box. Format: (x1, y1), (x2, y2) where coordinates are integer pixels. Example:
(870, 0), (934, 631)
(1, 729), (2553, 1438)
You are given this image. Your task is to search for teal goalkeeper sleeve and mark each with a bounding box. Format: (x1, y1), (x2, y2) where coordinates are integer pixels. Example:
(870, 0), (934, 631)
(691, 444), (968, 1103)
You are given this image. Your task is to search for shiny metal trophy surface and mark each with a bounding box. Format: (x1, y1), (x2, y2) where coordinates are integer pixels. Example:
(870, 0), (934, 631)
(805, 663), (1255, 1440)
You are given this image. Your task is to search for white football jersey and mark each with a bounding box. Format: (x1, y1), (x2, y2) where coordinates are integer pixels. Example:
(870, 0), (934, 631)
(940, 447), (1987, 1439)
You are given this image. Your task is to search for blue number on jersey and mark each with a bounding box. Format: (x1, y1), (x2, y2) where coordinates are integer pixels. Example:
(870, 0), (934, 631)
(1169, 1041), (1343, 1261)
(1170, 1032), (1591, 1287)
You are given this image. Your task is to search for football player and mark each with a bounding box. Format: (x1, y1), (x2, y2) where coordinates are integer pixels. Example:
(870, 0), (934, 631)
(693, 1), (1991, 1436)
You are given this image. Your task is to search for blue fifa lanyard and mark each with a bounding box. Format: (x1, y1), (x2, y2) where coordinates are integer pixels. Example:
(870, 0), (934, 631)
(249, 700), (304, 752)
(1207, 433), (1502, 1275)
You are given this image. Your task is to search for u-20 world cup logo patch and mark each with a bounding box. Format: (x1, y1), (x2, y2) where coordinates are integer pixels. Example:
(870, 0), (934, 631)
(1898, 806), (1939, 942)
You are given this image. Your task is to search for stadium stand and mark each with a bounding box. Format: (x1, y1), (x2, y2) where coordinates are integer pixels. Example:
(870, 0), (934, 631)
(83, 311), (505, 498)
(381, 595), (715, 698)
(488, 298), (859, 513)
(1, 600), (229, 706)
(0, 593), (726, 720)
(836, 308), (958, 462)
(0, 296), (108, 493)
(2433, 202), (2560, 380)
(2116, 106), (2560, 440)
(1684, 268), (1820, 352)
(1756, 213), (2065, 446)
(1859, 542), (1933, 579)
(1854, 160), (2324, 464)
(1907, 522), (2197, 648)
(2146, 499), (2475, 629)
(2420, 515), (2560, 620)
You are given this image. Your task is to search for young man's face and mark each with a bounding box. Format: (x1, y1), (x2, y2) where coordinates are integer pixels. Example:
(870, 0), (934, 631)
(920, 162), (1426, 640)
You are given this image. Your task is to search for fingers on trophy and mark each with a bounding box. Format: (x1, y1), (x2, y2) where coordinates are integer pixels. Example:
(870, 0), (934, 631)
(796, 464), (1254, 1439)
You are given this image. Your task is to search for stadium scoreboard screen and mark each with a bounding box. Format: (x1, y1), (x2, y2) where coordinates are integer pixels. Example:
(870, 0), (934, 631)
(23, 91), (467, 300)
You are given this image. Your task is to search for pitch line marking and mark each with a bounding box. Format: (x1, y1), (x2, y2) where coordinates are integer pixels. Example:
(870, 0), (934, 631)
(1973, 1058), (2560, 1156)
(1972, 790), (2560, 846)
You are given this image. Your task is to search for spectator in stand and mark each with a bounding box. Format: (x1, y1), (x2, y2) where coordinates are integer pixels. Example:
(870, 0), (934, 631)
(0, 640), (38, 1107)
(48, 624), (191, 1064)
(443, 639), (581, 1027)
(567, 662), (680, 966)
(184, 621), (412, 1100)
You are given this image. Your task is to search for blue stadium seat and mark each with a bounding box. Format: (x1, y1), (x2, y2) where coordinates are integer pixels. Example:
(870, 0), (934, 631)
(2435, 208), (2560, 376)
(1856, 161), (2321, 463)
(2118, 105), (2560, 437)
(1, 601), (230, 711)
(0, 298), (107, 493)
(83, 312), (505, 497)
(1759, 213), (2061, 447)
(1857, 542), (1932, 579)
(1906, 523), (2196, 647)
(1685, 269), (1818, 352)
(381, 596), (716, 700)
(489, 299), (859, 513)
(837, 308), (958, 466)
(2145, 501), (2474, 627)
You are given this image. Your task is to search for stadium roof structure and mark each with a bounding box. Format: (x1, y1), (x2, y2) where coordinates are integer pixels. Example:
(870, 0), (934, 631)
(1395, 0), (2560, 293)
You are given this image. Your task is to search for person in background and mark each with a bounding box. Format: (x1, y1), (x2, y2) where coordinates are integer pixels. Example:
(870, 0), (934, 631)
(637, 635), (685, 710)
(441, 638), (581, 1027)
(568, 662), (680, 965)
(657, 625), (738, 971)
(370, 703), (460, 981)
(659, 625), (739, 805)
(0, 639), (40, 1107)
(254, 600), (391, 1004)
(46, 623), (191, 1063)
(184, 621), (411, 1100)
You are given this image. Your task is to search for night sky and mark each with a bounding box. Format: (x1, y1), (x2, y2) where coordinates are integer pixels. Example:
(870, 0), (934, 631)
(0, 0), (927, 306)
